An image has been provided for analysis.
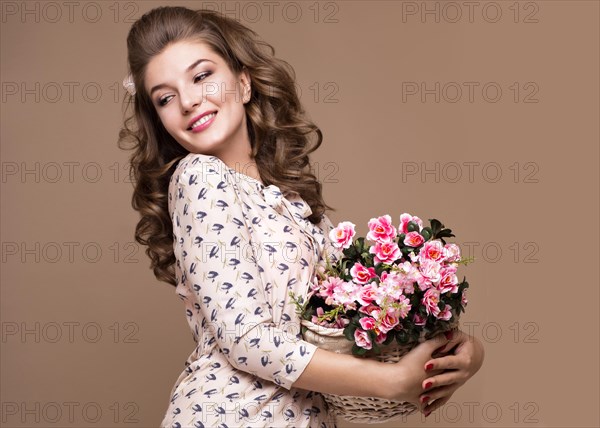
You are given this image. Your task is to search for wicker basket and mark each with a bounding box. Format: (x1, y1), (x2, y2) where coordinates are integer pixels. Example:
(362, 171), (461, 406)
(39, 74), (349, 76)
(301, 318), (459, 424)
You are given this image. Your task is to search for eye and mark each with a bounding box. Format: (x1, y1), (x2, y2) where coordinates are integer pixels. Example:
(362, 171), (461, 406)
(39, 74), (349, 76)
(156, 71), (213, 107)
(194, 71), (212, 83)
(158, 95), (173, 106)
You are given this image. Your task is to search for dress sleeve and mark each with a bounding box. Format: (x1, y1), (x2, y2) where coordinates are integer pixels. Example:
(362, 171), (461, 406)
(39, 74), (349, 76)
(315, 212), (345, 270)
(171, 155), (318, 390)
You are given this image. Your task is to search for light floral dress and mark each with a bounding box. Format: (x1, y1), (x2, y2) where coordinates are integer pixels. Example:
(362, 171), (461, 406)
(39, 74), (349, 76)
(160, 153), (341, 428)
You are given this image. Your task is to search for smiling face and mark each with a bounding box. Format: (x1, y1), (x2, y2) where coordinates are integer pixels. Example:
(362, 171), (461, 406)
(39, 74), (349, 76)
(144, 39), (252, 161)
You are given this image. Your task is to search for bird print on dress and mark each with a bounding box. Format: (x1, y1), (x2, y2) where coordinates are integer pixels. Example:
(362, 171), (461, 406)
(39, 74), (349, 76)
(161, 153), (341, 428)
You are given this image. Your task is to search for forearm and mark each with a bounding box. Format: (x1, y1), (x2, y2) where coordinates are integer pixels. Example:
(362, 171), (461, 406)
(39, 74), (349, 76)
(291, 347), (403, 400)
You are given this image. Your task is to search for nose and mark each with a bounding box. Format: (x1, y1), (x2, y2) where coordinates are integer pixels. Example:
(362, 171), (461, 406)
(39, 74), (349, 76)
(180, 90), (201, 114)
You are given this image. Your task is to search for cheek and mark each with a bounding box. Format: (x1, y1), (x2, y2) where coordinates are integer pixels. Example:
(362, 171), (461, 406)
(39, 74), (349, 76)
(216, 80), (243, 104)
(157, 109), (178, 132)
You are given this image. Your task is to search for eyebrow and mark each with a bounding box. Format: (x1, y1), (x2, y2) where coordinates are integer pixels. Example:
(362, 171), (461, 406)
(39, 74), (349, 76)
(149, 58), (215, 96)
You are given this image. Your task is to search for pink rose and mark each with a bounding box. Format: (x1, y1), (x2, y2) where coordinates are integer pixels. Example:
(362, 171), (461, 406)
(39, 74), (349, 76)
(367, 215), (397, 243)
(404, 231), (425, 247)
(438, 267), (459, 294)
(436, 304), (453, 321)
(422, 288), (441, 317)
(415, 270), (431, 291)
(375, 331), (388, 344)
(419, 259), (442, 285)
(358, 304), (382, 319)
(359, 316), (377, 331)
(444, 243), (461, 262)
(329, 221), (356, 249)
(379, 307), (401, 333)
(369, 241), (401, 264)
(354, 328), (373, 350)
(350, 263), (377, 285)
(356, 281), (379, 306)
(420, 240), (446, 262)
(399, 213), (424, 234)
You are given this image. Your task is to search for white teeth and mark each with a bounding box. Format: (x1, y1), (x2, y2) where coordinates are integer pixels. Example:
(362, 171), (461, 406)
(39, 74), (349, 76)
(190, 113), (216, 129)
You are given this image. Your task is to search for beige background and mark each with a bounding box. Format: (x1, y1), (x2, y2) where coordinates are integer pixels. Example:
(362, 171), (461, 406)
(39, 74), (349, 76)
(1, 1), (598, 427)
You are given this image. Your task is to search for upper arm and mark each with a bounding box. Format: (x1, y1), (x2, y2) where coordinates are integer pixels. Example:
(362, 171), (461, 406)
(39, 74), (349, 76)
(171, 154), (269, 344)
(170, 154), (318, 388)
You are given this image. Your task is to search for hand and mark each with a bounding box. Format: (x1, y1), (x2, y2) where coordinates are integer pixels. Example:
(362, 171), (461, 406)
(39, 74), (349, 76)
(389, 332), (450, 412)
(418, 329), (485, 416)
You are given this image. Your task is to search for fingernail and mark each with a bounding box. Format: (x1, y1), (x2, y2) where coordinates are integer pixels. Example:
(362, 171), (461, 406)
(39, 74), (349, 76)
(434, 344), (447, 353)
(420, 395), (430, 404)
(444, 330), (453, 340)
(424, 381), (432, 389)
(425, 363), (434, 371)
(424, 411), (431, 417)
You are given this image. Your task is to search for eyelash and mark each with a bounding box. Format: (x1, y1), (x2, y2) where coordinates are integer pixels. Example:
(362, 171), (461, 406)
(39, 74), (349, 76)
(157, 71), (212, 106)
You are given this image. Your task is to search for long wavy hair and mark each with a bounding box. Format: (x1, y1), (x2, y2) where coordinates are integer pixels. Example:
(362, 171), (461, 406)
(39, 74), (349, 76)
(118, 6), (334, 287)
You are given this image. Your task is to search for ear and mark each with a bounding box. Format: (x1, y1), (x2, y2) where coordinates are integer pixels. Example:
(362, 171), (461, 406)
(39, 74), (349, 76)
(239, 66), (251, 86)
(239, 66), (251, 104)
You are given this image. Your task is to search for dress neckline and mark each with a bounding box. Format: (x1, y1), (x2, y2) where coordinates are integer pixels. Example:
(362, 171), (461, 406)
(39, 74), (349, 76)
(227, 168), (265, 187)
(209, 155), (266, 188)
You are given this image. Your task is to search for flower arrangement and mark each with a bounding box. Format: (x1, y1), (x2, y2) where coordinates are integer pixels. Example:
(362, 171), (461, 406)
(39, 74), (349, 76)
(293, 213), (472, 356)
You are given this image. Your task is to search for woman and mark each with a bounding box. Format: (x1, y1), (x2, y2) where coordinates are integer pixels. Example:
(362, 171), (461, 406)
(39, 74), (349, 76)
(118, 6), (484, 427)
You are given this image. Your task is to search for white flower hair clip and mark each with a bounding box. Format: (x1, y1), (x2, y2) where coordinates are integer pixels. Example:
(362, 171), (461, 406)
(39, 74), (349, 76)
(123, 73), (136, 96)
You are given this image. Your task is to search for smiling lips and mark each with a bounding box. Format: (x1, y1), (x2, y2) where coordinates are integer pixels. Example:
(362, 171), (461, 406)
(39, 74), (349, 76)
(188, 111), (217, 132)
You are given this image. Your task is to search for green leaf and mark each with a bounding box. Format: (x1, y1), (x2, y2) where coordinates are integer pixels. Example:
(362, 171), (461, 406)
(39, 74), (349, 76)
(420, 228), (432, 241)
(430, 219), (442, 235)
(383, 333), (395, 345)
(344, 324), (356, 342)
(352, 344), (368, 356)
(437, 229), (455, 239)
(407, 222), (419, 232)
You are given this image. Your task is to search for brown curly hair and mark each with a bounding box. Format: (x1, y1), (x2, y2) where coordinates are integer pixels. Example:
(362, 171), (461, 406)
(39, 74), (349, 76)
(118, 6), (335, 287)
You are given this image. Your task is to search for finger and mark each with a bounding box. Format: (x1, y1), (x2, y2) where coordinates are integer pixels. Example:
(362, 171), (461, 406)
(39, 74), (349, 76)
(424, 395), (453, 416)
(424, 354), (462, 372)
(419, 384), (456, 405)
(426, 330), (465, 361)
(435, 329), (464, 354)
(420, 332), (451, 354)
(422, 370), (464, 391)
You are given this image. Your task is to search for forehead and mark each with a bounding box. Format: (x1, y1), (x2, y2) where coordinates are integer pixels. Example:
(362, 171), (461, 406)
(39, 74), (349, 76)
(144, 40), (224, 87)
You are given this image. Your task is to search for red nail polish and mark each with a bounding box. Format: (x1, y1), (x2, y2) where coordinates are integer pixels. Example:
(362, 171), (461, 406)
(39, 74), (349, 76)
(425, 363), (434, 371)
(433, 345), (446, 354)
(421, 395), (430, 404)
(444, 330), (454, 340)
(424, 381), (433, 389)
(425, 411), (431, 417)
